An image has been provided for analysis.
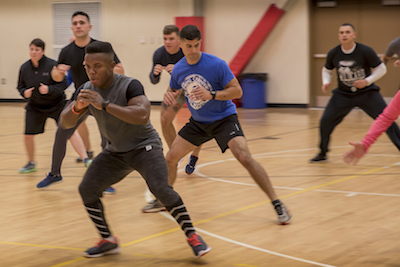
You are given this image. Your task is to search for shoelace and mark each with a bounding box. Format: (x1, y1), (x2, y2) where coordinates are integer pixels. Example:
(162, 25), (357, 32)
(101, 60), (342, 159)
(188, 235), (202, 247)
(95, 238), (116, 247)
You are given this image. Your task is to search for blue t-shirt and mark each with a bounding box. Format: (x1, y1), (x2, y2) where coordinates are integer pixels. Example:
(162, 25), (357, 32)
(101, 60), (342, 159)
(170, 52), (236, 123)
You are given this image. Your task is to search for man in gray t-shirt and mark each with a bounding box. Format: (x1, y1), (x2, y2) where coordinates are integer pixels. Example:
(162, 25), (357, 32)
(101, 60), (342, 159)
(381, 36), (400, 69)
(381, 37), (400, 90)
(60, 41), (211, 259)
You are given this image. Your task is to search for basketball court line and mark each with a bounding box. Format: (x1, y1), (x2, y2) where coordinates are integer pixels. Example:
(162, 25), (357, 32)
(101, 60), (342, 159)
(3, 145), (398, 266)
(46, 158), (390, 266)
(159, 212), (336, 267)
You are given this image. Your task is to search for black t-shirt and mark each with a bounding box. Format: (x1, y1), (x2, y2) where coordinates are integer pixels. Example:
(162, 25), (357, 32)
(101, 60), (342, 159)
(149, 46), (184, 84)
(58, 38), (121, 89)
(325, 43), (381, 94)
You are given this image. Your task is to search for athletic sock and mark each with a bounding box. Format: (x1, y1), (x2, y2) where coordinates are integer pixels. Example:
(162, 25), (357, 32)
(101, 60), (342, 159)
(166, 198), (195, 237)
(85, 200), (112, 238)
(272, 199), (282, 207)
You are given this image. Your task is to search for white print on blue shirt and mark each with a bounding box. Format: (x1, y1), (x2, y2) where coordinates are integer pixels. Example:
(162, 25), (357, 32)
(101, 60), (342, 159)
(181, 74), (213, 110)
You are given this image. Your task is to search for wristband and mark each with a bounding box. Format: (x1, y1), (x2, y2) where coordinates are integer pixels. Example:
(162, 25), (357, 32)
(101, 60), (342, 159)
(71, 105), (82, 115)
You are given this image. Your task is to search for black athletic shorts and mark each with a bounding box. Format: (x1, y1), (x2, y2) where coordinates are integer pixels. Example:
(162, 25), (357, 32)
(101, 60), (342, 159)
(178, 114), (244, 153)
(25, 104), (65, 135)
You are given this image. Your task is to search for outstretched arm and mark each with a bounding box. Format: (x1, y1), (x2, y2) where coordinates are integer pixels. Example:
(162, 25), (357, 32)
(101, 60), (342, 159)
(343, 90), (400, 165)
(343, 142), (366, 165)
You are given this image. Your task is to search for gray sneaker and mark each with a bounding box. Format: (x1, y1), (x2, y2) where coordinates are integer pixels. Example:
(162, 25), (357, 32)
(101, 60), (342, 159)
(274, 202), (292, 225)
(187, 233), (211, 258)
(19, 162), (37, 173)
(141, 199), (166, 213)
(83, 237), (121, 258)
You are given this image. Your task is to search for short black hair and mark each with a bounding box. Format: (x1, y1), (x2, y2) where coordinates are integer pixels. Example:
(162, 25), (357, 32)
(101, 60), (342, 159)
(85, 41), (114, 60)
(72, 11), (90, 23)
(163, 25), (180, 36)
(341, 23), (355, 31)
(180, 25), (201, 41)
(30, 38), (45, 50)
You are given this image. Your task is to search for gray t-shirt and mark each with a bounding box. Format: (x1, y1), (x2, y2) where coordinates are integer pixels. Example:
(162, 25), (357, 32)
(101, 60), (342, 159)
(385, 37), (400, 58)
(83, 74), (162, 152)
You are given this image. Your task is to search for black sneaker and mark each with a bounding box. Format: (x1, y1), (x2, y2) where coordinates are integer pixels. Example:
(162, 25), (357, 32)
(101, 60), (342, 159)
(187, 233), (211, 258)
(83, 236), (121, 258)
(310, 153), (327, 162)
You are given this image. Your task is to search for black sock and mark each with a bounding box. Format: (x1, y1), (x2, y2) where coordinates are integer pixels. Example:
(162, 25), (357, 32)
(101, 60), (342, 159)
(272, 199), (282, 207)
(189, 155), (198, 166)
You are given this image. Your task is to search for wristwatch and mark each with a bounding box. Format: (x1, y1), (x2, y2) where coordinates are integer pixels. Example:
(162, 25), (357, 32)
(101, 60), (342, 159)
(102, 99), (111, 111)
(210, 90), (216, 100)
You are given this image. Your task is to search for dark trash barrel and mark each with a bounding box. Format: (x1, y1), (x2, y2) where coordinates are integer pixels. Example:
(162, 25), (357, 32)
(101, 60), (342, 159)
(239, 73), (268, 109)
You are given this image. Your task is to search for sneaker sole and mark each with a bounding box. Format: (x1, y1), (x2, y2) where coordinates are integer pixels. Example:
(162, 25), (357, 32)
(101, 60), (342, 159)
(196, 246), (211, 258)
(103, 190), (116, 195)
(141, 207), (167, 213)
(37, 180), (63, 189)
(279, 217), (292, 225)
(83, 247), (121, 258)
(19, 168), (37, 174)
(309, 160), (327, 163)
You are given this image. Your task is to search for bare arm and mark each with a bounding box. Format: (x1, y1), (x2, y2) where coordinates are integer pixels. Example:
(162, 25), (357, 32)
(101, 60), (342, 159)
(113, 63), (125, 75)
(104, 95), (150, 125)
(163, 86), (182, 106)
(51, 64), (71, 82)
(60, 101), (89, 129)
(380, 54), (391, 65)
(189, 77), (243, 101)
(70, 89), (150, 125)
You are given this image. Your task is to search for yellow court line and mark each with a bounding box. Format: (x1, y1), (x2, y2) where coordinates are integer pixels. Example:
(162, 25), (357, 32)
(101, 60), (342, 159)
(2, 165), (388, 267)
(121, 227), (181, 247)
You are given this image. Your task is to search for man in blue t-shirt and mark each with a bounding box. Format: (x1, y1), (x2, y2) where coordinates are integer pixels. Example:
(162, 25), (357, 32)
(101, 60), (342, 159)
(164, 25), (292, 225)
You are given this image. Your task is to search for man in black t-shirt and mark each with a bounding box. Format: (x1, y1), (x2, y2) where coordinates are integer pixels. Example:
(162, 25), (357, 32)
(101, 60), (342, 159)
(36, 11), (124, 192)
(310, 23), (400, 162)
(142, 25), (202, 212)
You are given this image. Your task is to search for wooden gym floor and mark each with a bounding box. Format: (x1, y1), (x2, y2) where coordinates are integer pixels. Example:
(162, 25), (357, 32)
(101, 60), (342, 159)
(1, 102), (400, 267)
